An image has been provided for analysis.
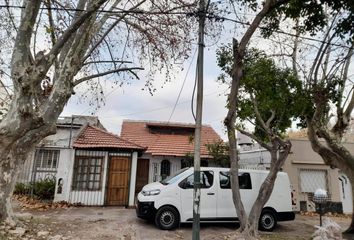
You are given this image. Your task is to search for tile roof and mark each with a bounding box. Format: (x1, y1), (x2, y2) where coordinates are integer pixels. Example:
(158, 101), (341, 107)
(73, 125), (145, 150)
(120, 120), (223, 158)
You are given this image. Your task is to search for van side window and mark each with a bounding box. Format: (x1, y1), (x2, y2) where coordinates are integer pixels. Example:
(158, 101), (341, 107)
(179, 171), (214, 189)
(219, 172), (252, 189)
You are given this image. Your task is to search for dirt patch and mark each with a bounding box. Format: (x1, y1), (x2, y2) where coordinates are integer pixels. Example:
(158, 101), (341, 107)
(3, 202), (354, 240)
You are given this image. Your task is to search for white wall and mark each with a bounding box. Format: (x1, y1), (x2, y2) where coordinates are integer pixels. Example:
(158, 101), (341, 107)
(54, 148), (74, 202)
(239, 149), (271, 169)
(142, 154), (182, 183)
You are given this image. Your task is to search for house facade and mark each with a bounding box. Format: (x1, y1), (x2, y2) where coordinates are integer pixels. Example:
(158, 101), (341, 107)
(283, 139), (353, 214)
(120, 120), (223, 193)
(237, 132), (353, 214)
(237, 133), (271, 170)
(17, 115), (105, 184)
(18, 118), (223, 207)
(55, 125), (145, 206)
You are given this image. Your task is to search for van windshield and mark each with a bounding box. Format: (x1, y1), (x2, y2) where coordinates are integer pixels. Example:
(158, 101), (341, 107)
(160, 168), (189, 185)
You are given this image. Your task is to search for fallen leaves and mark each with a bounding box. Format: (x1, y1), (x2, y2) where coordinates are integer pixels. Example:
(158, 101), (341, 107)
(13, 195), (79, 211)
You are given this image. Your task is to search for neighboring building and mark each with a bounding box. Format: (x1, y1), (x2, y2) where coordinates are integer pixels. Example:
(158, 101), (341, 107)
(120, 120), (223, 192)
(237, 132), (271, 169)
(237, 130), (353, 214)
(283, 138), (353, 214)
(17, 115), (105, 184)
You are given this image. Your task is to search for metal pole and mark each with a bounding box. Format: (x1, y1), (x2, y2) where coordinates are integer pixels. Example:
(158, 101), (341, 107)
(192, 0), (205, 239)
(319, 203), (323, 226)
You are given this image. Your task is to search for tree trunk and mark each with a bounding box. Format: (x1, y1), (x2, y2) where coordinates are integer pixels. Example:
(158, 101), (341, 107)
(0, 145), (32, 223)
(244, 141), (291, 237)
(0, 114), (57, 223)
(224, 38), (247, 231)
(307, 120), (354, 234)
(0, 156), (18, 224)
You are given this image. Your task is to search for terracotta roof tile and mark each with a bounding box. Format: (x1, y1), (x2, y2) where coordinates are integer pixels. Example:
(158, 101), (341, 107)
(73, 125), (145, 150)
(120, 120), (222, 158)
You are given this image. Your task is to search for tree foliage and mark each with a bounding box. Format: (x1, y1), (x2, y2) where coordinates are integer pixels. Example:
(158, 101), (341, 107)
(217, 47), (303, 140)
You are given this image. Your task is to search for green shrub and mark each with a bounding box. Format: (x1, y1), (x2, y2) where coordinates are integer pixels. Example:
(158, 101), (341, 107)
(14, 178), (56, 200)
(14, 182), (31, 195)
(32, 178), (56, 200)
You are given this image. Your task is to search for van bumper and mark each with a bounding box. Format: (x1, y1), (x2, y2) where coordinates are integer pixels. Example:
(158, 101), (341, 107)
(276, 211), (295, 221)
(136, 201), (156, 220)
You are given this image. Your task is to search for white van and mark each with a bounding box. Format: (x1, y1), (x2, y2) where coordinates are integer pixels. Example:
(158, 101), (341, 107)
(136, 167), (295, 231)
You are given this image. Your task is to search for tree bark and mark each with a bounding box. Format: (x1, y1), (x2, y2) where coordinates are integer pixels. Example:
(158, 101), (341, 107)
(307, 119), (354, 234)
(224, 0), (289, 236)
(245, 140), (291, 235)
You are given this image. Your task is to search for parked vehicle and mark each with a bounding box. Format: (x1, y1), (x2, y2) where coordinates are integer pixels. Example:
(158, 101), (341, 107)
(136, 167), (295, 231)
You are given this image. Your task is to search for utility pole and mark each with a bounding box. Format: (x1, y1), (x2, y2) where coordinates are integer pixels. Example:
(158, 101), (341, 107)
(192, 0), (206, 239)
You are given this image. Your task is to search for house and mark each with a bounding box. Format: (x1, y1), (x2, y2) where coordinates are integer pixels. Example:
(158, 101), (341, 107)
(282, 138), (353, 214)
(17, 115), (105, 184)
(237, 131), (353, 214)
(237, 132), (271, 169)
(55, 125), (145, 206)
(120, 120), (223, 192)
(18, 118), (223, 207)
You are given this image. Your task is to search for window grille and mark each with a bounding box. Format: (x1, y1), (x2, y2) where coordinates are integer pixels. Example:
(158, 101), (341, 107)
(72, 156), (103, 191)
(300, 169), (328, 193)
(35, 149), (60, 169)
(160, 160), (171, 179)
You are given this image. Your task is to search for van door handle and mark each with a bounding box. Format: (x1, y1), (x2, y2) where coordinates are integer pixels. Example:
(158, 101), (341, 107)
(207, 192), (215, 195)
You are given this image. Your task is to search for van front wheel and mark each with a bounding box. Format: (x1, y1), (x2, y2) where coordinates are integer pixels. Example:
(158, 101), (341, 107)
(155, 206), (179, 230)
(259, 210), (277, 231)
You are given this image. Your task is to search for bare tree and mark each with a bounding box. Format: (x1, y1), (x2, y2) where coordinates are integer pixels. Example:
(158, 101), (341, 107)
(303, 30), (354, 233)
(0, 0), (197, 223)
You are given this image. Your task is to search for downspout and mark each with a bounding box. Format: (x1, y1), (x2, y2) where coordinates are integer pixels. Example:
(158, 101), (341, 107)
(68, 116), (74, 148)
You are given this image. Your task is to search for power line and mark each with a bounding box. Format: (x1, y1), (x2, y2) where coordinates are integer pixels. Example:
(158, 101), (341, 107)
(0, 4), (194, 15)
(2, 4), (351, 49)
(95, 89), (227, 119)
(168, 48), (198, 122)
(215, 15), (352, 49)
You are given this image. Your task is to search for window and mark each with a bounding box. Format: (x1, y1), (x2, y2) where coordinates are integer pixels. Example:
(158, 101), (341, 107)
(219, 171), (252, 189)
(300, 169), (327, 193)
(35, 149), (60, 169)
(72, 157), (103, 191)
(160, 160), (171, 180)
(179, 171), (214, 189)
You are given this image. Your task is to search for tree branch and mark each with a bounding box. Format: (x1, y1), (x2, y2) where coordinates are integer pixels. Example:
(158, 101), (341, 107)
(83, 60), (132, 66)
(11, 0), (41, 75)
(83, 0), (147, 62)
(73, 67), (144, 86)
(45, 0), (108, 66)
(332, 43), (354, 135)
(250, 92), (270, 133)
(237, 128), (272, 151)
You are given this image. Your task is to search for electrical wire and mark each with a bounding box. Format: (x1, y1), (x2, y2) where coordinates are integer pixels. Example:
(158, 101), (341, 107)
(0, 4), (351, 49)
(168, 48), (198, 122)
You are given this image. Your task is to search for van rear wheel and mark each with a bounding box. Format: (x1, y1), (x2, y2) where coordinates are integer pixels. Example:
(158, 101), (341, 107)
(155, 206), (179, 230)
(259, 210), (277, 231)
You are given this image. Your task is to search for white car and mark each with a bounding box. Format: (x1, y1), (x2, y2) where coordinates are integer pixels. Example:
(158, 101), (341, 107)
(136, 167), (295, 231)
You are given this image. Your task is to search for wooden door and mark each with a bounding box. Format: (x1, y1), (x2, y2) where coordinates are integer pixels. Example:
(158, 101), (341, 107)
(135, 158), (150, 194)
(107, 156), (131, 206)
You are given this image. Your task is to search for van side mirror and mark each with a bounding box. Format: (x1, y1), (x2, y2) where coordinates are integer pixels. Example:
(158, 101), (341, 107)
(178, 181), (186, 189)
